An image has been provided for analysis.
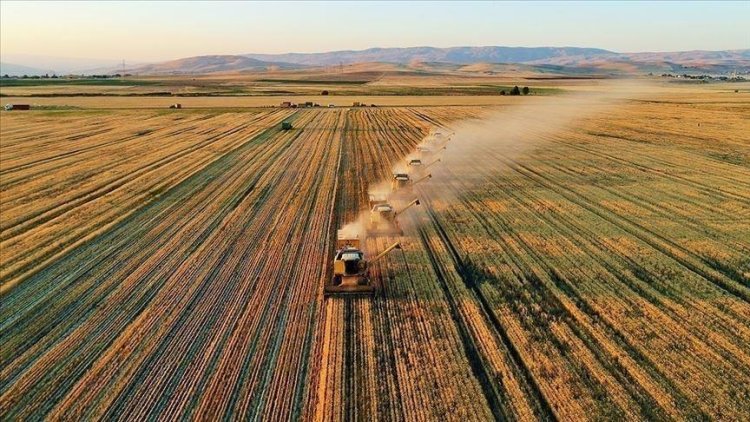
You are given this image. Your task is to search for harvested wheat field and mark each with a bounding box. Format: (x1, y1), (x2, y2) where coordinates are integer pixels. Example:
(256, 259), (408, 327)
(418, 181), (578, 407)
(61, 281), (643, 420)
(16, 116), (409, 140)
(1, 87), (749, 420)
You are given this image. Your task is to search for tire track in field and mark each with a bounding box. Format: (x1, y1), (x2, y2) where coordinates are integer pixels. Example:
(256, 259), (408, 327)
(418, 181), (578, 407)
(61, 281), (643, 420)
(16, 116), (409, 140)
(505, 159), (750, 299)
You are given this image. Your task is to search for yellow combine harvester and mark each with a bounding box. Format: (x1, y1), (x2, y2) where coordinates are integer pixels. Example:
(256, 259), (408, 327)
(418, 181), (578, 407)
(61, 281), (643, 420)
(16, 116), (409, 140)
(391, 173), (431, 192)
(324, 231), (401, 296)
(369, 198), (420, 235)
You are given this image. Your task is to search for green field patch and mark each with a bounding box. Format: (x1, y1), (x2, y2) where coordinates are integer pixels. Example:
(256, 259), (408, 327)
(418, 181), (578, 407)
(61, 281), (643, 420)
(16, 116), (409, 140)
(0, 78), (160, 87)
(256, 79), (370, 85)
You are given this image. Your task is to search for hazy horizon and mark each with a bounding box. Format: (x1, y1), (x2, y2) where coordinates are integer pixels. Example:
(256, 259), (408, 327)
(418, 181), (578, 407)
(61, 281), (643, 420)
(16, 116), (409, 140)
(2, 0), (748, 66)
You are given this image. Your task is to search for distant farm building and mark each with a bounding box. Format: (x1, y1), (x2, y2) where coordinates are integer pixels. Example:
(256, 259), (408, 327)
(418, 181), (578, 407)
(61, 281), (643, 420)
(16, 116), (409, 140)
(4, 104), (30, 111)
(280, 101), (293, 108)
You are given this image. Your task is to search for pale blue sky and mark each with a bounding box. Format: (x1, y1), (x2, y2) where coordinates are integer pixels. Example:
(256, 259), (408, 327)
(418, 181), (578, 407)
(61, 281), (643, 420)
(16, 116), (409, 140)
(1, 1), (748, 62)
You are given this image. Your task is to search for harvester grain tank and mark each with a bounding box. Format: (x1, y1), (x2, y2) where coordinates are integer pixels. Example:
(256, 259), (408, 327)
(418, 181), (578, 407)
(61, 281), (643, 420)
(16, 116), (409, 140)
(325, 230), (402, 296)
(369, 198), (420, 235)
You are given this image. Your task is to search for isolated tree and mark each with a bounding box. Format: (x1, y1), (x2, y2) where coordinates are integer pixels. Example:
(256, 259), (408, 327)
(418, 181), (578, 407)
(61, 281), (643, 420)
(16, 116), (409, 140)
(522, 86), (530, 95)
(500, 90), (506, 96)
(510, 85), (520, 95)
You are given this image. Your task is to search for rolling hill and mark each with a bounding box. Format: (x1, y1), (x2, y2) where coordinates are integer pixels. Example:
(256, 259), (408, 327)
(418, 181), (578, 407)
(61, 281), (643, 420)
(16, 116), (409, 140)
(125, 55), (303, 75)
(244, 46), (616, 66)
(7, 47), (748, 76)
(0, 62), (50, 77)
(146, 47), (749, 75)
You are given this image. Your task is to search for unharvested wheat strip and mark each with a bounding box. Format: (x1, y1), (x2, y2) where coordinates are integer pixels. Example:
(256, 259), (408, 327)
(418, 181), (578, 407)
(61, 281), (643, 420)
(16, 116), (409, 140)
(422, 220), (537, 420)
(421, 220), (539, 420)
(551, 321), (642, 418)
(488, 156), (750, 344)
(424, 185), (628, 418)
(416, 233), (492, 419)
(468, 156), (750, 376)
(500, 166), (750, 376)
(498, 153), (750, 301)
(440, 134), (750, 418)
(388, 237), (482, 418)
(500, 312), (591, 420)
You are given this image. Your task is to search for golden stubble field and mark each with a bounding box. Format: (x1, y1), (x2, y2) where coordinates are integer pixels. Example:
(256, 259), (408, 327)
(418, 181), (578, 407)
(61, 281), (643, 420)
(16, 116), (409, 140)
(1, 82), (749, 420)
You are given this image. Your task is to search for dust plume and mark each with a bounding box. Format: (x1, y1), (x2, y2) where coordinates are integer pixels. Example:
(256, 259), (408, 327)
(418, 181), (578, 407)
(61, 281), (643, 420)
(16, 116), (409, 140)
(418, 80), (654, 208)
(340, 80), (656, 241)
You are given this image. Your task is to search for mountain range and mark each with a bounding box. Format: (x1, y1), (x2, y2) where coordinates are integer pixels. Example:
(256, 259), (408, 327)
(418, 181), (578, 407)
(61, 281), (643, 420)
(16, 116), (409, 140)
(244, 46), (616, 66)
(3, 46), (749, 76)
(131, 46), (750, 75)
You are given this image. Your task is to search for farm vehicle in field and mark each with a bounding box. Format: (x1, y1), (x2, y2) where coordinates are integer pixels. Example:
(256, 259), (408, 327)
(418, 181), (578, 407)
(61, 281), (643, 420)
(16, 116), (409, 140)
(369, 198), (420, 236)
(324, 230), (402, 296)
(391, 172), (431, 192)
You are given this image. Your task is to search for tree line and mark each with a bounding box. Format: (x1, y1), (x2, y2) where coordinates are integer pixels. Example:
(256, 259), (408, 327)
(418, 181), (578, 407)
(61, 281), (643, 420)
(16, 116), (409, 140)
(500, 86), (530, 96)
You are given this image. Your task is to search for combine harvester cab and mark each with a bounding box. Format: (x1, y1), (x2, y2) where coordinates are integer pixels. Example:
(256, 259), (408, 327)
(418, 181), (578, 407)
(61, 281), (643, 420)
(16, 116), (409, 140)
(325, 230), (402, 297)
